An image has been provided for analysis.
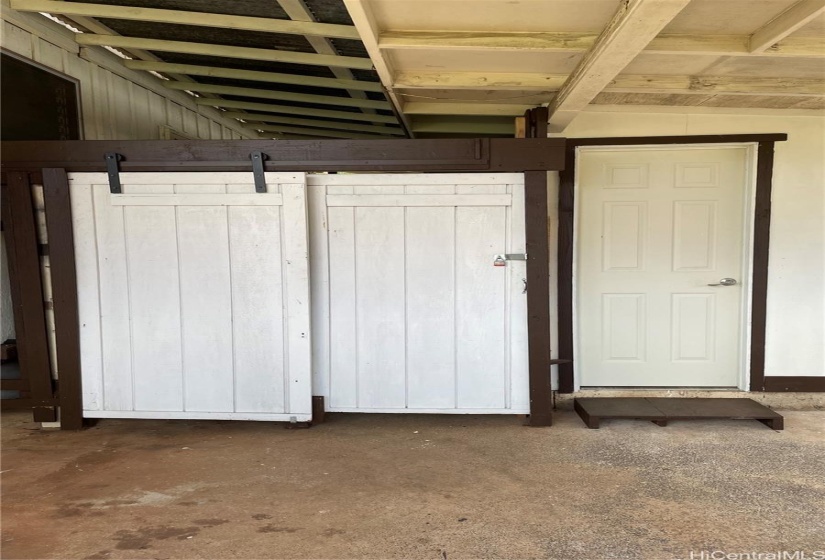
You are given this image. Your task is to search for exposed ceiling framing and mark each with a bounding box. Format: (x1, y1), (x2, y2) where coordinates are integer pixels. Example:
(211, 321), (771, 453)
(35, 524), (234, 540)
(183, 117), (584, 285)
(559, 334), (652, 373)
(344, 0), (825, 135)
(10, 0), (407, 139)
(9, 0), (825, 137)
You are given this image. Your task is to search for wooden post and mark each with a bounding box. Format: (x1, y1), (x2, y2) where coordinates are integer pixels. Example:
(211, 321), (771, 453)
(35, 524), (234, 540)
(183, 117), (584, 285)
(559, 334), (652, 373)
(42, 168), (84, 429)
(2, 172), (57, 422)
(523, 107), (553, 426)
(557, 145), (576, 393)
(749, 142), (775, 392)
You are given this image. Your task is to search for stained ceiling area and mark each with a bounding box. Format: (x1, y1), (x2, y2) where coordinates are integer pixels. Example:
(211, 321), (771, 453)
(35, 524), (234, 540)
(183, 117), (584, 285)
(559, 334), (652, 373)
(26, 0), (408, 139)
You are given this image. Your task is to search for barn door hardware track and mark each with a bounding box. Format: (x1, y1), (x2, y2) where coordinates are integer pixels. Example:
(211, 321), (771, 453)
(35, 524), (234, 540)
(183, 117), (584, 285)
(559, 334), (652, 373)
(250, 151), (269, 193)
(104, 152), (124, 193)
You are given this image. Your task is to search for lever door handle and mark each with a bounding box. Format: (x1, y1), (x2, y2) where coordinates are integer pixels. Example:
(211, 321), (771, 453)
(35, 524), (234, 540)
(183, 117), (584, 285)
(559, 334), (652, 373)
(708, 278), (737, 286)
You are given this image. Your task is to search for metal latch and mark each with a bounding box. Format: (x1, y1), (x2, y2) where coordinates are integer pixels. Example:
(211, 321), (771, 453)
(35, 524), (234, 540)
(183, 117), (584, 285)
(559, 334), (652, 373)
(250, 151), (269, 193)
(493, 253), (528, 266)
(104, 152), (124, 194)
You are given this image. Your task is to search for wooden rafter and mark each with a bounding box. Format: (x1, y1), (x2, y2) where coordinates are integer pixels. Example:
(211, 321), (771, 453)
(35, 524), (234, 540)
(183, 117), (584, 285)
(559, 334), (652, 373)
(378, 30), (825, 58)
(547, 0), (692, 131)
(245, 124), (387, 139)
(275, 0), (382, 121)
(163, 82), (391, 110)
(224, 113), (404, 135)
(749, 0), (825, 52)
(10, 0), (361, 39)
(404, 102), (533, 116)
(343, 0), (414, 134)
(123, 61), (384, 92)
(75, 35), (375, 70)
(395, 72), (825, 97)
(195, 98), (398, 123)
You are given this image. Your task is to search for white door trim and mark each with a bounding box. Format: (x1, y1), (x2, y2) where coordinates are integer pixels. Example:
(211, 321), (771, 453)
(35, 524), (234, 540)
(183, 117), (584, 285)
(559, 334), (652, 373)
(572, 143), (759, 391)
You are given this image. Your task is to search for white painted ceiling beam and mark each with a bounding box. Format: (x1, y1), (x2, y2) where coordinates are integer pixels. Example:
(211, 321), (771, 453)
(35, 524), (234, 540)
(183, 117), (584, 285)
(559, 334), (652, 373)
(275, 0), (382, 120)
(547, 0), (692, 132)
(123, 61), (383, 93)
(163, 81), (391, 109)
(224, 112), (404, 135)
(749, 0), (825, 53)
(403, 102), (533, 116)
(75, 34), (375, 69)
(10, 0), (361, 39)
(378, 31), (825, 57)
(343, 0), (414, 135)
(395, 72), (825, 97)
(244, 123), (386, 139)
(194, 98), (398, 123)
(410, 120), (515, 135)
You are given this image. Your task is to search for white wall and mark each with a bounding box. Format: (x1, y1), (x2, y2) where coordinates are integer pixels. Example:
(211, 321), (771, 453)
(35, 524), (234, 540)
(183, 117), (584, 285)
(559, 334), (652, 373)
(1, 10), (254, 142)
(552, 107), (825, 381)
(1, 10), (257, 343)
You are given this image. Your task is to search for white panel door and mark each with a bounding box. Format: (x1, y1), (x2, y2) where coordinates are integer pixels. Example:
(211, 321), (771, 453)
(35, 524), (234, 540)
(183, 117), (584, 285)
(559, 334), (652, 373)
(578, 147), (749, 387)
(70, 172), (312, 421)
(309, 174), (528, 413)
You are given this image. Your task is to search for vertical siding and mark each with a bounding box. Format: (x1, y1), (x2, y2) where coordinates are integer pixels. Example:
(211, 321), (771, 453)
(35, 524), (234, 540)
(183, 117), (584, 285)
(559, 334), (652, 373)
(1, 18), (253, 141)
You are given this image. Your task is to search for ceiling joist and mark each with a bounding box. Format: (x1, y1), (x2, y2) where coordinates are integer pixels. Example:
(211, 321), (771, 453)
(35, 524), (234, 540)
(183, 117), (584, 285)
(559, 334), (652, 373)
(245, 123), (386, 139)
(10, 0), (361, 39)
(75, 34), (375, 70)
(344, 0), (414, 134)
(403, 102), (533, 116)
(223, 112), (404, 135)
(749, 0), (825, 53)
(394, 72), (825, 97)
(196, 98), (398, 123)
(275, 0), (384, 121)
(123, 61), (384, 93)
(378, 31), (825, 58)
(548, 0), (692, 131)
(164, 81), (391, 110)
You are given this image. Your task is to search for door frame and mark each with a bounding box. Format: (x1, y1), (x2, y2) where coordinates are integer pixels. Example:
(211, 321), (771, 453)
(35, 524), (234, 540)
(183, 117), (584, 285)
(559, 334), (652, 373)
(556, 134), (789, 393)
(572, 143), (757, 391)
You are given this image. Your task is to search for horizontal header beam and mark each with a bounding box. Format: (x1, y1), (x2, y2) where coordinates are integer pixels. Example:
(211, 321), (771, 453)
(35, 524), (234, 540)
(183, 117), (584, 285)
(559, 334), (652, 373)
(11, 0), (361, 39)
(0, 139), (567, 173)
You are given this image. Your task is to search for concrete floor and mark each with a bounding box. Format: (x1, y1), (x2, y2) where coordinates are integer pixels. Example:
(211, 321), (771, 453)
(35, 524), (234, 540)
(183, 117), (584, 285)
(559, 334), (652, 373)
(1, 410), (823, 560)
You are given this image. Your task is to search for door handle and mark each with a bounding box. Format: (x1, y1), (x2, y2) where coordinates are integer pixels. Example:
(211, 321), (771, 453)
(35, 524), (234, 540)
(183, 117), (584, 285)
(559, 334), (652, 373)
(708, 278), (737, 286)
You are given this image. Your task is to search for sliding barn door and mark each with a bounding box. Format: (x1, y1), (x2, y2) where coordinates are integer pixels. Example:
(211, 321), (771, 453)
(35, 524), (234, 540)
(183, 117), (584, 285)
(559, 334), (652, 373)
(309, 174), (528, 414)
(70, 172), (312, 421)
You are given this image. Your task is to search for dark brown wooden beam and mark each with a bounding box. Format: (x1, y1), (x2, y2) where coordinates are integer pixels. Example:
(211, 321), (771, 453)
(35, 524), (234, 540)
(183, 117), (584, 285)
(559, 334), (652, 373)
(0, 138), (566, 173)
(749, 142), (775, 392)
(763, 377), (825, 392)
(42, 168), (84, 430)
(524, 107), (553, 427)
(567, 134), (787, 146)
(556, 145), (576, 393)
(1, 173), (57, 423)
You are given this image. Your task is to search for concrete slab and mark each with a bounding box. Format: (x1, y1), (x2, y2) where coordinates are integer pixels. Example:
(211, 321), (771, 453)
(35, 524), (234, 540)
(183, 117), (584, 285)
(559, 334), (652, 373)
(1, 410), (824, 559)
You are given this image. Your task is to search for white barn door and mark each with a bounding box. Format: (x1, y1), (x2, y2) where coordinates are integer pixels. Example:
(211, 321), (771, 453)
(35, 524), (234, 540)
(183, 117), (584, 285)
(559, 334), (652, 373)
(309, 174), (528, 413)
(70, 172), (312, 421)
